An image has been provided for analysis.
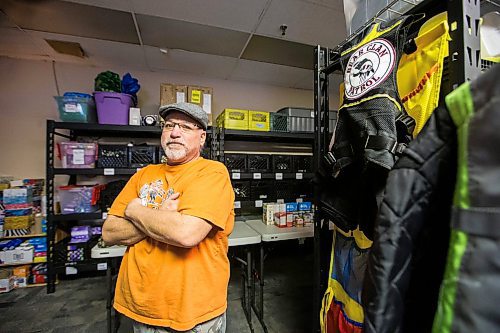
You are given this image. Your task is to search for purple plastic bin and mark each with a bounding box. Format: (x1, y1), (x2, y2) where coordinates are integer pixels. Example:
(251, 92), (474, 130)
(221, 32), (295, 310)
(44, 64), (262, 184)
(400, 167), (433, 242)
(94, 92), (133, 125)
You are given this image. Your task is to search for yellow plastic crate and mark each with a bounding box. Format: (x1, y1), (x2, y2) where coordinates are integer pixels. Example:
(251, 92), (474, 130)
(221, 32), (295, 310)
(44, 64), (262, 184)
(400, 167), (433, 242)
(249, 111), (270, 131)
(217, 109), (248, 130)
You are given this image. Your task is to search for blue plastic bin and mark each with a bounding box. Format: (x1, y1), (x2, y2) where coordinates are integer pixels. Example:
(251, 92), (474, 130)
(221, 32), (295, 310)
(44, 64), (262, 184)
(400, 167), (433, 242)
(54, 93), (97, 123)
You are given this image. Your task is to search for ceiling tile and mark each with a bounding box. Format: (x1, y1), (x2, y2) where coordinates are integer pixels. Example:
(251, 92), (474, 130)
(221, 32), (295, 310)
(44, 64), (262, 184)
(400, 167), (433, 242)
(229, 59), (311, 87)
(130, 0), (268, 32)
(241, 35), (313, 69)
(144, 46), (238, 79)
(29, 31), (148, 70)
(0, 27), (52, 59)
(256, 0), (347, 48)
(0, 0), (139, 44)
(61, 0), (270, 32)
(136, 14), (250, 58)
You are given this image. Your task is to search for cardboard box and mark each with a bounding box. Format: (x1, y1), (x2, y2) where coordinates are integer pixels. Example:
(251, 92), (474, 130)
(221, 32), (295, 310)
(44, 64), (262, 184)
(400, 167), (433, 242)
(188, 85), (213, 126)
(299, 202), (313, 226)
(274, 204), (287, 228)
(286, 203), (298, 228)
(13, 265), (31, 278)
(0, 269), (14, 293)
(0, 276), (15, 293)
(15, 277), (28, 288)
(160, 84), (188, 106)
(262, 203), (277, 225)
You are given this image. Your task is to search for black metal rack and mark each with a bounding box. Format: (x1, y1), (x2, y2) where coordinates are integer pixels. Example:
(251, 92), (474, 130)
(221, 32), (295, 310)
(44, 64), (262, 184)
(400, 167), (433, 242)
(45, 120), (168, 293)
(213, 126), (315, 216)
(45, 120), (311, 292)
(312, 0), (483, 331)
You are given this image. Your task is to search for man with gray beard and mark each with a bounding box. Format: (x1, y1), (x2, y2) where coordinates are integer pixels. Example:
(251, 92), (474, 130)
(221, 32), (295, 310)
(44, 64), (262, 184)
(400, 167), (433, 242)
(102, 102), (235, 333)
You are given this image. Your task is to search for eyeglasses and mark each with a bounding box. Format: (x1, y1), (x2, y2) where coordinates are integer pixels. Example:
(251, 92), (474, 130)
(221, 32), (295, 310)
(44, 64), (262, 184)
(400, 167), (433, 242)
(162, 121), (200, 133)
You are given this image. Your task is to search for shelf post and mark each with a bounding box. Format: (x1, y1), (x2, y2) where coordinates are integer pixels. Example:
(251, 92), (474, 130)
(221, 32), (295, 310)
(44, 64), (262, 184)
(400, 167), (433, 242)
(446, 0), (481, 92)
(313, 45), (330, 333)
(46, 120), (56, 293)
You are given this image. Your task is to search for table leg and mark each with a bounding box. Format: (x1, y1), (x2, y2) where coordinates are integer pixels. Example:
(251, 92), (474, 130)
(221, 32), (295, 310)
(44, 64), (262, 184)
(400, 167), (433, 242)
(252, 243), (268, 333)
(236, 247), (254, 333)
(245, 246), (254, 332)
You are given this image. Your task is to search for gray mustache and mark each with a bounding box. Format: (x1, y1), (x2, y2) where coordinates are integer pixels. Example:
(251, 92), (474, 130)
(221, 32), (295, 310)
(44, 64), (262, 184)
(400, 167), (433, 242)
(167, 141), (185, 146)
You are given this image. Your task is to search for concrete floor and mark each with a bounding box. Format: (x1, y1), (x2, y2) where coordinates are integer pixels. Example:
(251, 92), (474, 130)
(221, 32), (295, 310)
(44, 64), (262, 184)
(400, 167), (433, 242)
(0, 239), (314, 333)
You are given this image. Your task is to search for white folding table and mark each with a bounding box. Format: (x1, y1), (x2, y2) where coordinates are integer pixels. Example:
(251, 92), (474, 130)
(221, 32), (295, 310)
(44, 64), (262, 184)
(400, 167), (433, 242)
(91, 221), (261, 333)
(228, 221), (261, 333)
(245, 219), (314, 333)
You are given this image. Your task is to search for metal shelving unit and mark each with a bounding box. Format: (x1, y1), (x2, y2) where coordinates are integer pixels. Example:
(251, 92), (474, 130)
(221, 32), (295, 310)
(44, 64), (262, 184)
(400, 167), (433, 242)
(213, 125), (315, 216)
(312, 0), (482, 331)
(0, 233), (46, 240)
(45, 120), (166, 293)
(45, 120), (313, 292)
(53, 168), (140, 176)
(230, 172), (314, 180)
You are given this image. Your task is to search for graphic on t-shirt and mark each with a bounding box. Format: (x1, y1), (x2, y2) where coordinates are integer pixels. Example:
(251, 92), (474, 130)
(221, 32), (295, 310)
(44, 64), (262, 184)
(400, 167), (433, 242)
(138, 180), (172, 209)
(344, 38), (396, 99)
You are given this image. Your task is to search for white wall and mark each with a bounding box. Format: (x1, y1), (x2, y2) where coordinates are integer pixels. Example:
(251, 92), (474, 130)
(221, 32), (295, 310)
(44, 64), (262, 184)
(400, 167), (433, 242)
(0, 56), (336, 179)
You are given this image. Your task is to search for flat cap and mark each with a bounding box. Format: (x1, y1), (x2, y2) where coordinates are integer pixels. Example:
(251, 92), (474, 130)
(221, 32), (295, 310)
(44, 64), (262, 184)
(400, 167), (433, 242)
(159, 102), (208, 130)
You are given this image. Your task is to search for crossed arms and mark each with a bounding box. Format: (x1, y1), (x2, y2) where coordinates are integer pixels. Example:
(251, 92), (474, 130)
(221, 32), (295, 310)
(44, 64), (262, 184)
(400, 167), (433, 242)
(102, 193), (213, 248)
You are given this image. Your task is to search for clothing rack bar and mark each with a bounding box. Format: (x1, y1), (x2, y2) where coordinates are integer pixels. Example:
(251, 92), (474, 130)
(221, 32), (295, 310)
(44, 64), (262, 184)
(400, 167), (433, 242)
(322, 0), (432, 75)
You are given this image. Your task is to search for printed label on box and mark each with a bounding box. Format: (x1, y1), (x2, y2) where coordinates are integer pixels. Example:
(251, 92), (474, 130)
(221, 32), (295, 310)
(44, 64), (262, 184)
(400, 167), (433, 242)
(203, 94), (212, 114)
(72, 149), (85, 165)
(65, 103), (78, 113)
(176, 92), (186, 103)
(191, 90), (201, 104)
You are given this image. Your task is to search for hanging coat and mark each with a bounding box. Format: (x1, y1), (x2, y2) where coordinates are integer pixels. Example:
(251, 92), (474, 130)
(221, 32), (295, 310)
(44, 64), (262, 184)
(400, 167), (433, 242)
(362, 104), (457, 333)
(433, 64), (500, 333)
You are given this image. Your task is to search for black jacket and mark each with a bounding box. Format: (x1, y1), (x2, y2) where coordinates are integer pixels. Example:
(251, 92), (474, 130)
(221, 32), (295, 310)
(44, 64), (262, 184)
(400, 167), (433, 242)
(362, 105), (457, 333)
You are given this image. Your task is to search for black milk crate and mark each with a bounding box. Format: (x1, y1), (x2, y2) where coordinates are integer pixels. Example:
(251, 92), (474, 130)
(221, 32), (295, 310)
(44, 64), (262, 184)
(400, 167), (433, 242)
(294, 155), (313, 173)
(201, 146), (211, 159)
(251, 180), (275, 201)
(272, 155), (294, 172)
(129, 146), (158, 168)
(54, 236), (99, 264)
(270, 113), (289, 132)
(224, 154), (247, 172)
(275, 180), (297, 201)
(294, 179), (313, 200)
(233, 181), (251, 200)
(99, 179), (128, 212)
(97, 145), (128, 168)
(247, 154), (271, 172)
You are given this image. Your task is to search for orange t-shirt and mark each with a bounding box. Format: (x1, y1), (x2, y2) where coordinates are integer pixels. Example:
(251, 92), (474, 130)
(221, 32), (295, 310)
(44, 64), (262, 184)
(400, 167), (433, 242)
(108, 157), (235, 330)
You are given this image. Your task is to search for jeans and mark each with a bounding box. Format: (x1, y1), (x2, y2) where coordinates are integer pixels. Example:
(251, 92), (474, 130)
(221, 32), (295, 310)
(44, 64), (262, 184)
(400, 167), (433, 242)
(133, 312), (226, 333)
